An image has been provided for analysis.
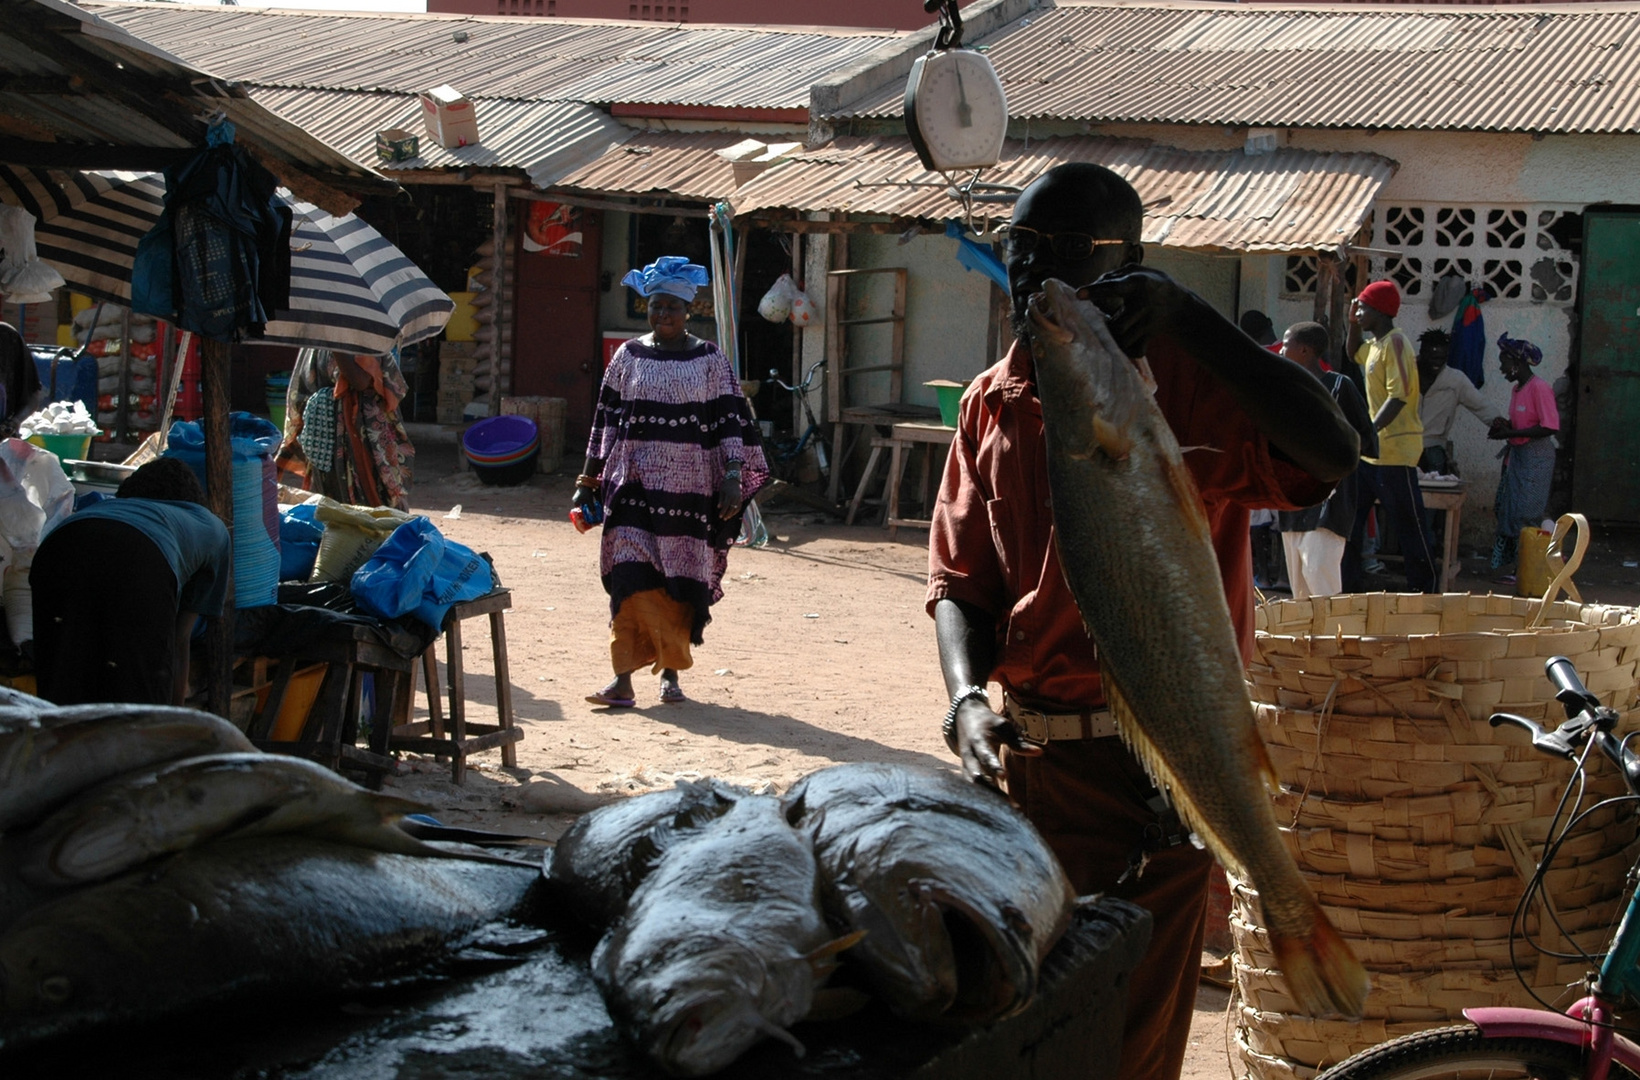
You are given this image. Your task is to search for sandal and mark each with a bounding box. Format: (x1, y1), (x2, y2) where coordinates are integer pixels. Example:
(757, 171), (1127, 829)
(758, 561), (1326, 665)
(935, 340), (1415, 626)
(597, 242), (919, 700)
(660, 683), (686, 704)
(586, 690), (636, 708)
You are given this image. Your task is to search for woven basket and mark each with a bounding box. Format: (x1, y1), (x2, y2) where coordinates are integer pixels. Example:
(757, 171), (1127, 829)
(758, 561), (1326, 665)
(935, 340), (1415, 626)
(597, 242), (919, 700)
(1234, 593), (1640, 1080)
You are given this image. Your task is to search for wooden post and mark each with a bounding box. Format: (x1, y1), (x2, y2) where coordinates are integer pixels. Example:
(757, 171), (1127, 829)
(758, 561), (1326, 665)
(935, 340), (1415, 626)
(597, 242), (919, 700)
(491, 183), (509, 401)
(201, 336), (235, 720)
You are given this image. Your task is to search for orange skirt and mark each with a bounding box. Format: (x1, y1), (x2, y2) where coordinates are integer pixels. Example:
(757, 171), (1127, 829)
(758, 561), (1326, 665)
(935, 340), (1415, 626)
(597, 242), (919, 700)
(609, 588), (695, 674)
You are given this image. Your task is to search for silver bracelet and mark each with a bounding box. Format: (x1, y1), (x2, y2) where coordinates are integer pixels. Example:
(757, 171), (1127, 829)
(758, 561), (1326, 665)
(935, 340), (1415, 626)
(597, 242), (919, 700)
(942, 684), (990, 749)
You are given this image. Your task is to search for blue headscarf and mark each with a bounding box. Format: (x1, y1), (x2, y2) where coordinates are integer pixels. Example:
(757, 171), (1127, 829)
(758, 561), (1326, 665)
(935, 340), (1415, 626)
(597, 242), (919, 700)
(1497, 332), (1543, 367)
(621, 256), (710, 302)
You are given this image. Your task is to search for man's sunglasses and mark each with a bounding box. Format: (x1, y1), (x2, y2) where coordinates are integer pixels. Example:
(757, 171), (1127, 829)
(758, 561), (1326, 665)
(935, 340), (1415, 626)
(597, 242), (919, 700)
(1002, 225), (1128, 262)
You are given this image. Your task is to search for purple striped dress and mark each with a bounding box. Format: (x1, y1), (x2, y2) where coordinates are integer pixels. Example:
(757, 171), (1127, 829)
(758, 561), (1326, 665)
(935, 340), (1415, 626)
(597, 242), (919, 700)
(586, 336), (768, 642)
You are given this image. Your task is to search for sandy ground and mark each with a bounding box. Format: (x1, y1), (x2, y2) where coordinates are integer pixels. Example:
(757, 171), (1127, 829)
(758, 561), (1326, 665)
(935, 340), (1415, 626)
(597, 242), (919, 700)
(378, 440), (1640, 1080)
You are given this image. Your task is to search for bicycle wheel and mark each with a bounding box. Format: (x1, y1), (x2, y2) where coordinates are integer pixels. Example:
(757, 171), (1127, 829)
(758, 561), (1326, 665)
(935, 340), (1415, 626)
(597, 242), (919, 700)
(1315, 1025), (1640, 1080)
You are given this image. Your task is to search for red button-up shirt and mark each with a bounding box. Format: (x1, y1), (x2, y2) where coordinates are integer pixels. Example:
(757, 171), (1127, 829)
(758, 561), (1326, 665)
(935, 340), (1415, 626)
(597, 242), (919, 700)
(927, 338), (1330, 711)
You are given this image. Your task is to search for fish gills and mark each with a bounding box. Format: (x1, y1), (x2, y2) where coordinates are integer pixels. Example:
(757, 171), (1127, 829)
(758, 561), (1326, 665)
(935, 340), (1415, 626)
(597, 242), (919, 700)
(1027, 279), (1368, 1019)
(17, 753), (429, 888)
(0, 710), (254, 833)
(783, 762), (1076, 1023)
(591, 794), (844, 1077)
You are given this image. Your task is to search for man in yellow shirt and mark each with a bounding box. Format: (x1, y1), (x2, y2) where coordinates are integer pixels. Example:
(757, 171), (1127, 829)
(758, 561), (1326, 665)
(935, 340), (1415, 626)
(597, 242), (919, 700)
(1346, 280), (1437, 593)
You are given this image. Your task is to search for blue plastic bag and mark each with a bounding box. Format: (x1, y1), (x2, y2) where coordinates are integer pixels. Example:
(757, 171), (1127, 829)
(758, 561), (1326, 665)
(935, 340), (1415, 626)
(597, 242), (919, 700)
(351, 517), (492, 632)
(278, 503), (323, 581)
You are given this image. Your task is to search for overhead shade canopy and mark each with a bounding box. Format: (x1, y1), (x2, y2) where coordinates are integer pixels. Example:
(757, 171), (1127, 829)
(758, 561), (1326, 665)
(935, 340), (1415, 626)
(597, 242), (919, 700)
(0, 0), (392, 214)
(730, 135), (1399, 254)
(1, 168), (452, 354)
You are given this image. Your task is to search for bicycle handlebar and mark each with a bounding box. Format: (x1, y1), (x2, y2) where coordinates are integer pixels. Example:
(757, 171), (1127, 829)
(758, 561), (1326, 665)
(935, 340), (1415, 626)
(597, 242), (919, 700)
(1489, 655), (1640, 795)
(767, 359), (827, 395)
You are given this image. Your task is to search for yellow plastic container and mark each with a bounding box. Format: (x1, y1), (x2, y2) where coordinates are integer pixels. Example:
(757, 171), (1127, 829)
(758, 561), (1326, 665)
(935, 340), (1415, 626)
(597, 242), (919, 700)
(27, 432), (95, 475)
(69, 292), (94, 315)
(445, 291), (478, 342)
(258, 664), (328, 741)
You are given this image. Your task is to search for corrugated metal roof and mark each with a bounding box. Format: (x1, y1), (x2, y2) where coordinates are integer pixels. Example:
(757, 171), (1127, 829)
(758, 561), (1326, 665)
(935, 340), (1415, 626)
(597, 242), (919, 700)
(730, 134), (1398, 252)
(831, 1), (1640, 134)
(92, 3), (905, 110)
(0, 0), (386, 196)
(246, 87), (633, 186)
(545, 130), (753, 198)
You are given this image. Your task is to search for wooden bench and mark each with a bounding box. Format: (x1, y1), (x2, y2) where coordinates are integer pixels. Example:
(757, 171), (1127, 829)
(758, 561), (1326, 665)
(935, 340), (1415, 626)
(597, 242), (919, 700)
(847, 421), (957, 538)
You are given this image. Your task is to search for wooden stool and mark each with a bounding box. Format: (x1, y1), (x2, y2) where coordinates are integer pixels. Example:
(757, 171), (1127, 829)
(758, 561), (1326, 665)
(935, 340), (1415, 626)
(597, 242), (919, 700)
(392, 588), (522, 784)
(884, 421), (956, 539)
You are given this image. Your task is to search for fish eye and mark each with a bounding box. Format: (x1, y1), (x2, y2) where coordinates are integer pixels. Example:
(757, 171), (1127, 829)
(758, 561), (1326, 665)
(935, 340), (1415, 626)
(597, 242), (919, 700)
(38, 975), (71, 1005)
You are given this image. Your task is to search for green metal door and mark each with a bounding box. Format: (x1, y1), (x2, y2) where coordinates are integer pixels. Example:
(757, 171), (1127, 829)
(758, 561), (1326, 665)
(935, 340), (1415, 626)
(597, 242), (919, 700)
(1575, 211), (1640, 523)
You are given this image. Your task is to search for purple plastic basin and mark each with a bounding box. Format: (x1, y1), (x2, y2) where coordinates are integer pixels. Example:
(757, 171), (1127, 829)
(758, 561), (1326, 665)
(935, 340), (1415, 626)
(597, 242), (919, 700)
(463, 415), (539, 462)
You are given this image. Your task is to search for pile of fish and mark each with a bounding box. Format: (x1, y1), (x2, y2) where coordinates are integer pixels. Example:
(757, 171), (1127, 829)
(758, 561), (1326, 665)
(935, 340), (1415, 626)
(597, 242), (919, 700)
(0, 687), (543, 1050)
(1026, 279), (1370, 1018)
(546, 762), (1078, 1077)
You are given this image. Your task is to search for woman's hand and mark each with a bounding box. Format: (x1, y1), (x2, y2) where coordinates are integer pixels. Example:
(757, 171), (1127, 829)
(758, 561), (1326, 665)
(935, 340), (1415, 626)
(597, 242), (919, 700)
(717, 475), (743, 519)
(1488, 418), (1512, 440)
(572, 483), (598, 509)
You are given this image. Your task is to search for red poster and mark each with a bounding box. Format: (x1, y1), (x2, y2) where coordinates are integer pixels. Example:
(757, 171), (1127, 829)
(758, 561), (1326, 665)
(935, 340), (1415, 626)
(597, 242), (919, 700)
(523, 201), (583, 256)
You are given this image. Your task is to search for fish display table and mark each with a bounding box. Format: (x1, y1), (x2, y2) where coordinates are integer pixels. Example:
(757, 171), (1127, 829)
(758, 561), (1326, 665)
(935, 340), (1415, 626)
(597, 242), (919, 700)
(5, 898), (1151, 1080)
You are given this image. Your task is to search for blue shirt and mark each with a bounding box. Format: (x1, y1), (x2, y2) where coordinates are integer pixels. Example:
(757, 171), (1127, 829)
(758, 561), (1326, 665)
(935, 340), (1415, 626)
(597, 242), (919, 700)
(48, 499), (231, 616)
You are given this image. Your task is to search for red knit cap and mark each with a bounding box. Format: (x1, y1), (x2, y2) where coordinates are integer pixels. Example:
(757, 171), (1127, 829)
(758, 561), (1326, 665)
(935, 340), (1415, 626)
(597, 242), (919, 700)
(1356, 280), (1401, 318)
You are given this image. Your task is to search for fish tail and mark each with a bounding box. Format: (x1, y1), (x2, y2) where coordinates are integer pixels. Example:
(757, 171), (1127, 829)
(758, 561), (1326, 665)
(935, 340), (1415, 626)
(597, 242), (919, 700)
(1268, 898), (1370, 1020)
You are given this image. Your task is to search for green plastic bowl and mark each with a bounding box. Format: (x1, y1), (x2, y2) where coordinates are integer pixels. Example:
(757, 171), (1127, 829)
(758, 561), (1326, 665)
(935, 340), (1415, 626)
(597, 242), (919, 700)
(27, 432), (96, 473)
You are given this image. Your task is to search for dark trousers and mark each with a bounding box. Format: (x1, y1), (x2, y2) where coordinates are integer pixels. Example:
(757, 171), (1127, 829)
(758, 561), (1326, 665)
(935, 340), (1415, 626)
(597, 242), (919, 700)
(30, 519), (179, 705)
(1354, 463), (1437, 593)
(1006, 738), (1213, 1080)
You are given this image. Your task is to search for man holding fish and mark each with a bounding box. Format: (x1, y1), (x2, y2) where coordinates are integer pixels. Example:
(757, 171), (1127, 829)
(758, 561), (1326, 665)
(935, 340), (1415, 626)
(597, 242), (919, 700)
(928, 163), (1365, 1079)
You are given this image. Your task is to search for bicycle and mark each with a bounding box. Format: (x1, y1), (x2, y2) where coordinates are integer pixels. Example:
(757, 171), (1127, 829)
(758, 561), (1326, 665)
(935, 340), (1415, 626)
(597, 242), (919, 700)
(1315, 654), (1640, 1079)
(763, 358), (829, 488)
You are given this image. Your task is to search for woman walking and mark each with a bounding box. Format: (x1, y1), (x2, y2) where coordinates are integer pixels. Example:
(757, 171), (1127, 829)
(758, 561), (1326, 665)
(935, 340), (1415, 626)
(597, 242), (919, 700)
(573, 258), (766, 708)
(275, 347), (415, 511)
(1489, 333), (1559, 582)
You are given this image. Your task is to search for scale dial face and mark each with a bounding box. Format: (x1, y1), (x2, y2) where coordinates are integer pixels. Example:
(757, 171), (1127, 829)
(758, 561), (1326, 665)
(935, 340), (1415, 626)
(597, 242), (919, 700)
(904, 49), (1008, 172)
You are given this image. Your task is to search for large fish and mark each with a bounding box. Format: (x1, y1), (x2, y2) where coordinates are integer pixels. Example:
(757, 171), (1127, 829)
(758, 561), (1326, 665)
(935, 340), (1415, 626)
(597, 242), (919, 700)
(782, 762), (1075, 1023)
(545, 778), (744, 930)
(590, 794), (855, 1077)
(0, 835), (541, 1048)
(1026, 279), (1369, 1019)
(0, 709), (254, 832)
(16, 753), (439, 887)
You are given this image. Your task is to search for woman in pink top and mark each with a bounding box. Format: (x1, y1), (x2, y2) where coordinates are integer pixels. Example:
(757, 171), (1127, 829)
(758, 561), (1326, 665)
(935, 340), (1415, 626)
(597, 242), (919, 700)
(1487, 333), (1560, 580)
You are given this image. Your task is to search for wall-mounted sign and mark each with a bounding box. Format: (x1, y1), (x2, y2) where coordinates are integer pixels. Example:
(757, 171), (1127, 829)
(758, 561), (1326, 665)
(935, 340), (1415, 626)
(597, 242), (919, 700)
(523, 201), (583, 256)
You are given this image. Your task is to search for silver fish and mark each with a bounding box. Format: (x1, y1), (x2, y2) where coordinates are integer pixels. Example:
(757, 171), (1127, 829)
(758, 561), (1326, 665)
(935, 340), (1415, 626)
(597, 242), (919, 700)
(0, 836), (540, 1048)
(1027, 278), (1368, 1018)
(782, 762), (1076, 1023)
(591, 794), (855, 1077)
(546, 778), (744, 930)
(0, 709), (254, 832)
(16, 753), (435, 887)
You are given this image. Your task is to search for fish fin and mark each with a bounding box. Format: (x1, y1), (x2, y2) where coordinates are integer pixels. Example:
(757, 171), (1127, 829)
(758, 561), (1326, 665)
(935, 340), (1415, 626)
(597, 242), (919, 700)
(370, 793), (430, 821)
(752, 1015), (806, 1058)
(1267, 897), (1371, 1019)
(1132, 353), (1159, 394)
(1103, 671), (1250, 882)
(1091, 415), (1134, 459)
(803, 929), (867, 977)
(805, 987), (872, 1022)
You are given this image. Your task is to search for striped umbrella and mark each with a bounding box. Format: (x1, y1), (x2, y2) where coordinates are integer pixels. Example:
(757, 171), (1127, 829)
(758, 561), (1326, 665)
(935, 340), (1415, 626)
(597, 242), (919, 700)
(0, 167), (452, 354)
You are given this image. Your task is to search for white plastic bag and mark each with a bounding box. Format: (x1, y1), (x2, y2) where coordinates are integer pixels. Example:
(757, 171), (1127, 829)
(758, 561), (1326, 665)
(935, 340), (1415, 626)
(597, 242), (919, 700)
(0, 438), (75, 557)
(735, 499), (769, 549)
(789, 287), (814, 328)
(757, 274), (795, 324)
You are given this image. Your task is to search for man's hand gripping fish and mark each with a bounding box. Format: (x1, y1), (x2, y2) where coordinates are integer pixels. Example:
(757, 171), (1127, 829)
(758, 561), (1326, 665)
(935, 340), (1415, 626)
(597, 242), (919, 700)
(1026, 279), (1369, 1019)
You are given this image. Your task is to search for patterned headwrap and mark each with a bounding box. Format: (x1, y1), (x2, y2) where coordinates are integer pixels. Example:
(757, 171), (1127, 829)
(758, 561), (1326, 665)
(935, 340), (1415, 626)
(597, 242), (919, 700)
(1497, 332), (1542, 367)
(621, 256), (710, 302)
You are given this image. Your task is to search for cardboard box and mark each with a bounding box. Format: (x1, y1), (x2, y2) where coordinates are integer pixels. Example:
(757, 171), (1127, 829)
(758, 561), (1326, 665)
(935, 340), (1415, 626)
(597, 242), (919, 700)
(420, 86), (480, 150)
(375, 128), (420, 164)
